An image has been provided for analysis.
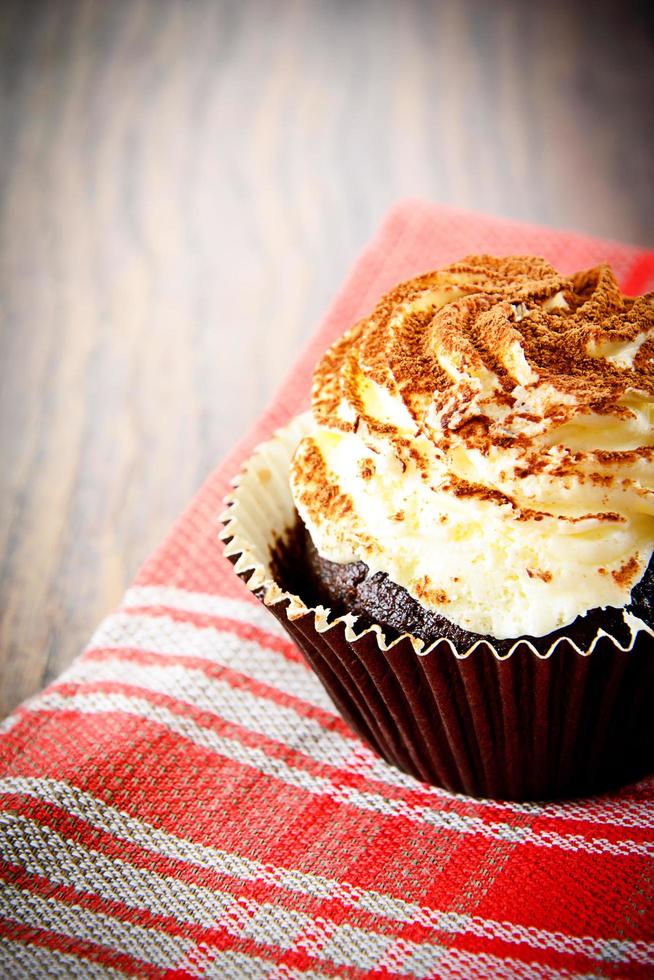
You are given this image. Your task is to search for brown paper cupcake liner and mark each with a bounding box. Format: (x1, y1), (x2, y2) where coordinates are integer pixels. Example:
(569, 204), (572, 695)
(220, 415), (654, 800)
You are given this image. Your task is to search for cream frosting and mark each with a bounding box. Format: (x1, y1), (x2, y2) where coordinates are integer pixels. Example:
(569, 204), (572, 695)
(290, 256), (654, 639)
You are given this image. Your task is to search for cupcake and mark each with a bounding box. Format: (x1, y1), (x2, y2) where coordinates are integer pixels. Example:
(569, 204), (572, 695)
(222, 255), (654, 800)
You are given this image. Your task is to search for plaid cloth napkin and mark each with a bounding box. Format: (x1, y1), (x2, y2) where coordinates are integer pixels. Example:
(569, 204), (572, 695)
(1, 201), (654, 979)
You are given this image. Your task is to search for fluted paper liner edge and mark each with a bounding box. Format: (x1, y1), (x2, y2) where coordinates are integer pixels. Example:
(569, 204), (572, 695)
(219, 413), (653, 661)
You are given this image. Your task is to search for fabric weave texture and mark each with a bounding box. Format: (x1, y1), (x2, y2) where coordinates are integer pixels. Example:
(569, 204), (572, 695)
(1, 201), (654, 979)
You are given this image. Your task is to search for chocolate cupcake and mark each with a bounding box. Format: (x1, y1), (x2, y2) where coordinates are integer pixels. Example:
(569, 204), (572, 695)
(222, 256), (654, 800)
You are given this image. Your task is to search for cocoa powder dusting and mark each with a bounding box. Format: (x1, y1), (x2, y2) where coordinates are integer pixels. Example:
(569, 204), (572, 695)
(294, 440), (355, 523)
(293, 254), (653, 558)
(612, 555), (641, 588)
(414, 575), (449, 604)
(309, 256), (653, 464)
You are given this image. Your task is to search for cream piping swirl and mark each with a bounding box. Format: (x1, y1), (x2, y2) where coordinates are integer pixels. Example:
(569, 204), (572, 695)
(291, 256), (654, 639)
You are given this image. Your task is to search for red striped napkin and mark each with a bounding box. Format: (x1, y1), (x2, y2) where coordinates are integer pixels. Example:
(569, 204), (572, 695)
(2, 201), (654, 979)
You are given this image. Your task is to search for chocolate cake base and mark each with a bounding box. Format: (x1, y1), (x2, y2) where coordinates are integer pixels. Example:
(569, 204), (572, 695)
(256, 519), (654, 800)
(276, 521), (654, 657)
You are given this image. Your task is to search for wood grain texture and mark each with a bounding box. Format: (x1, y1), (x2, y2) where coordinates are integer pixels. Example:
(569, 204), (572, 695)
(1, 0), (653, 717)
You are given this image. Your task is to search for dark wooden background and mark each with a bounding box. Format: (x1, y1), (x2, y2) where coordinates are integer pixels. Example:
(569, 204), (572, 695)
(1, 0), (653, 717)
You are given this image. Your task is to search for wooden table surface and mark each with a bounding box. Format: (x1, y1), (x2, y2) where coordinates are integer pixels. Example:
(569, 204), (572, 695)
(1, 0), (653, 717)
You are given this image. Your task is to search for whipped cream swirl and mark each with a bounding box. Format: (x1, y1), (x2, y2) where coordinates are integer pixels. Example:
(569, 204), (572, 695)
(290, 256), (654, 639)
